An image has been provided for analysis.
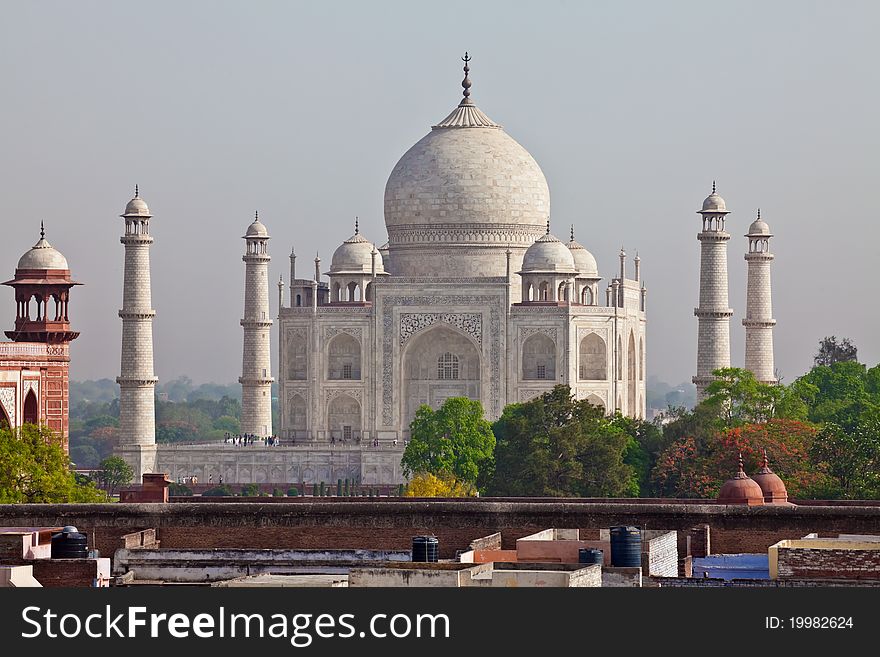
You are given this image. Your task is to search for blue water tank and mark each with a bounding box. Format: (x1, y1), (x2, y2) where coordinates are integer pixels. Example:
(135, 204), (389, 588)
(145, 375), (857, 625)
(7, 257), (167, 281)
(411, 535), (439, 563)
(51, 526), (88, 559)
(578, 548), (604, 565)
(610, 526), (642, 567)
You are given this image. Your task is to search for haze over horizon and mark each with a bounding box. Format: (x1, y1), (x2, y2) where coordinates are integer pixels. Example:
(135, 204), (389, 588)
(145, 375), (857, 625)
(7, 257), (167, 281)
(2, 1), (877, 389)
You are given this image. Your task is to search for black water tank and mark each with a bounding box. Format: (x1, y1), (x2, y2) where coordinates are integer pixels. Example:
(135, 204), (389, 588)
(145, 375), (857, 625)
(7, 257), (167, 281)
(411, 535), (439, 563)
(51, 526), (88, 559)
(610, 526), (642, 567)
(578, 548), (604, 565)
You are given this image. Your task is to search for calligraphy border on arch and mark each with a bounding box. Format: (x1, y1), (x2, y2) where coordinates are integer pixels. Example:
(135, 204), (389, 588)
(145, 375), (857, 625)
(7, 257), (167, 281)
(399, 313), (482, 347)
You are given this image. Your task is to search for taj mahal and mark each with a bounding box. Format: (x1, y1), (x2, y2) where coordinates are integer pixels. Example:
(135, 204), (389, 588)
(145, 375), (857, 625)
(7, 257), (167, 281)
(2, 55), (776, 487)
(116, 56), (648, 485)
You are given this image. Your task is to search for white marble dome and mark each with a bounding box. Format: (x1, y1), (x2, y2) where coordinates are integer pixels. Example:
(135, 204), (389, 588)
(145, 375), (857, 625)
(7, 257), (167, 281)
(383, 90), (550, 278)
(245, 218), (269, 238)
(747, 217), (771, 236)
(122, 196), (151, 218)
(700, 191), (728, 213)
(567, 237), (599, 278)
(18, 236), (69, 270)
(521, 232), (577, 273)
(330, 232), (384, 274)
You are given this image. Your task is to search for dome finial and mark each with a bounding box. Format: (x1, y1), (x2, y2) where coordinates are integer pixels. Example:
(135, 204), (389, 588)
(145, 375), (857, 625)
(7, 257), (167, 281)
(761, 448), (769, 469)
(712, 180), (716, 194)
(546, 218), (551, 235)
(737, 452), (745, 474)
(461, 51), (472, 103)
(135, 184), (139, 198)
(355, 216), (359, 235)
(40, 220), (45, 240)
(570, 224), (575, 242)
(254, 210), (259, 222)
(757, 207), (761, 220)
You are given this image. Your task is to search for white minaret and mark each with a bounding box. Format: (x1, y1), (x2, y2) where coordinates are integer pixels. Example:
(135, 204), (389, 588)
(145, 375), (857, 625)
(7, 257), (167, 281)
(743, 209), (776, 383)
(693, 183), (733, 400)
(116, 186), (158, 480)
(239, 212), (274, 438)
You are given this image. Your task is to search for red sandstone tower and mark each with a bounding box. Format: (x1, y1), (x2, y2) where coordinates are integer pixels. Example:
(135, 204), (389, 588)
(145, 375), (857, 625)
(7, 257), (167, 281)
(0, 225), (80, 452)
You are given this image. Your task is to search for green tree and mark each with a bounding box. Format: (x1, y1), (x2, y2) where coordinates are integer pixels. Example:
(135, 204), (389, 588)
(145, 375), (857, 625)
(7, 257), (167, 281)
(490, 385), (636, 497)
(212, 415), (240, 434)
(810, 419), (880, 499)
(70, 444), (100, 469)
(702, 367), (804, 425)
(612, 415), (669, 497)
(792, 361), (880, 432)
(0, 425), (107, 503)
(401, 397), (495, 487)
(97, 455), (134, 496)
(815, 336), (858, 367)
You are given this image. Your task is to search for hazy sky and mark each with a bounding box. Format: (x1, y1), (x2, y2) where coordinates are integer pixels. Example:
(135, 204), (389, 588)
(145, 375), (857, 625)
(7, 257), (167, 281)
(1, 1), (877, 388)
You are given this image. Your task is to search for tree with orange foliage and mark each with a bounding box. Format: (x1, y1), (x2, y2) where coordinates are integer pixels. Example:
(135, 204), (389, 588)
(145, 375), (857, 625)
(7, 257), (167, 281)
(652, 419), (826, 499)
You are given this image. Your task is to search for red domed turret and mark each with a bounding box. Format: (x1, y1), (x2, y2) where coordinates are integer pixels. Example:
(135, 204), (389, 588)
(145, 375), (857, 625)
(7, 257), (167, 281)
(751, 449), (790, 505)
(717, 454), (764, 506)
(3, 224), (80, 343)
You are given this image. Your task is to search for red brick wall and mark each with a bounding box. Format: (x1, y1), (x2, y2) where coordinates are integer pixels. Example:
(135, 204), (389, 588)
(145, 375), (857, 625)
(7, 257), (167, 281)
(31, 559), (102, 587)
(777, 548), (880, 580)
(3, 500), (878, 563)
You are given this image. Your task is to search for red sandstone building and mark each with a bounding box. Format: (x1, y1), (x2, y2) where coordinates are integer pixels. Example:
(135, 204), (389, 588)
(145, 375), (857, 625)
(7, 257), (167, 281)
(0, 227), (79, 452)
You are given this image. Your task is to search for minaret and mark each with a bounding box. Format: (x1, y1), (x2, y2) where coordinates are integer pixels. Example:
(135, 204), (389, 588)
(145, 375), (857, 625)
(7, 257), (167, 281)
(693, 182), (733, 400)
(239, 211), (274, 438)
(743, 209), (776, 383)
(116, 186), (158, 479)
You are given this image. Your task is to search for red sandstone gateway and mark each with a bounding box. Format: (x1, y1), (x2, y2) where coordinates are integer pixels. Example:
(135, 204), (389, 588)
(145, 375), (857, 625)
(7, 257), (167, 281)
(0, 224), (80, 451)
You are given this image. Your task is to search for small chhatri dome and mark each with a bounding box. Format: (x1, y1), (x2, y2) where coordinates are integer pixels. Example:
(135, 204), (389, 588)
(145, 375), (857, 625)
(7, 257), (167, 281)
(567, 227), (599, 278)
(17, 225), (70, 270)
(245, 211), (269, 238)
(747, 209), (772, 237)
(699, 181), (729, 214)
(717, 453), (765, 506)
(121, 185), (152, 218)
(330, 222), (385, 274)
(521, 227), (577, 274)
(751, 448), (789, 505)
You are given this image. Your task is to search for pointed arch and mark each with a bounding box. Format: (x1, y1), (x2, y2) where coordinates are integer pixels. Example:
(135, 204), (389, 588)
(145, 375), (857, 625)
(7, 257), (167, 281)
(327, 333), (361, 380)
(538, 281), (550, 301)
(617, 335), (623, 381)
(23, 389), (38, 425)
(586, 394), (605, 413)
(288, 394), (307, 434)
(402, 325), (481, 430)
(327, 393), (361, 441)
(522, 333), (556, 380)
(579, 334), (607, 380)
(287, 334), (307, 380)
(627, 331), (636, 418)
(581, 286), (594, 306)
(0, 401), (10, 429)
